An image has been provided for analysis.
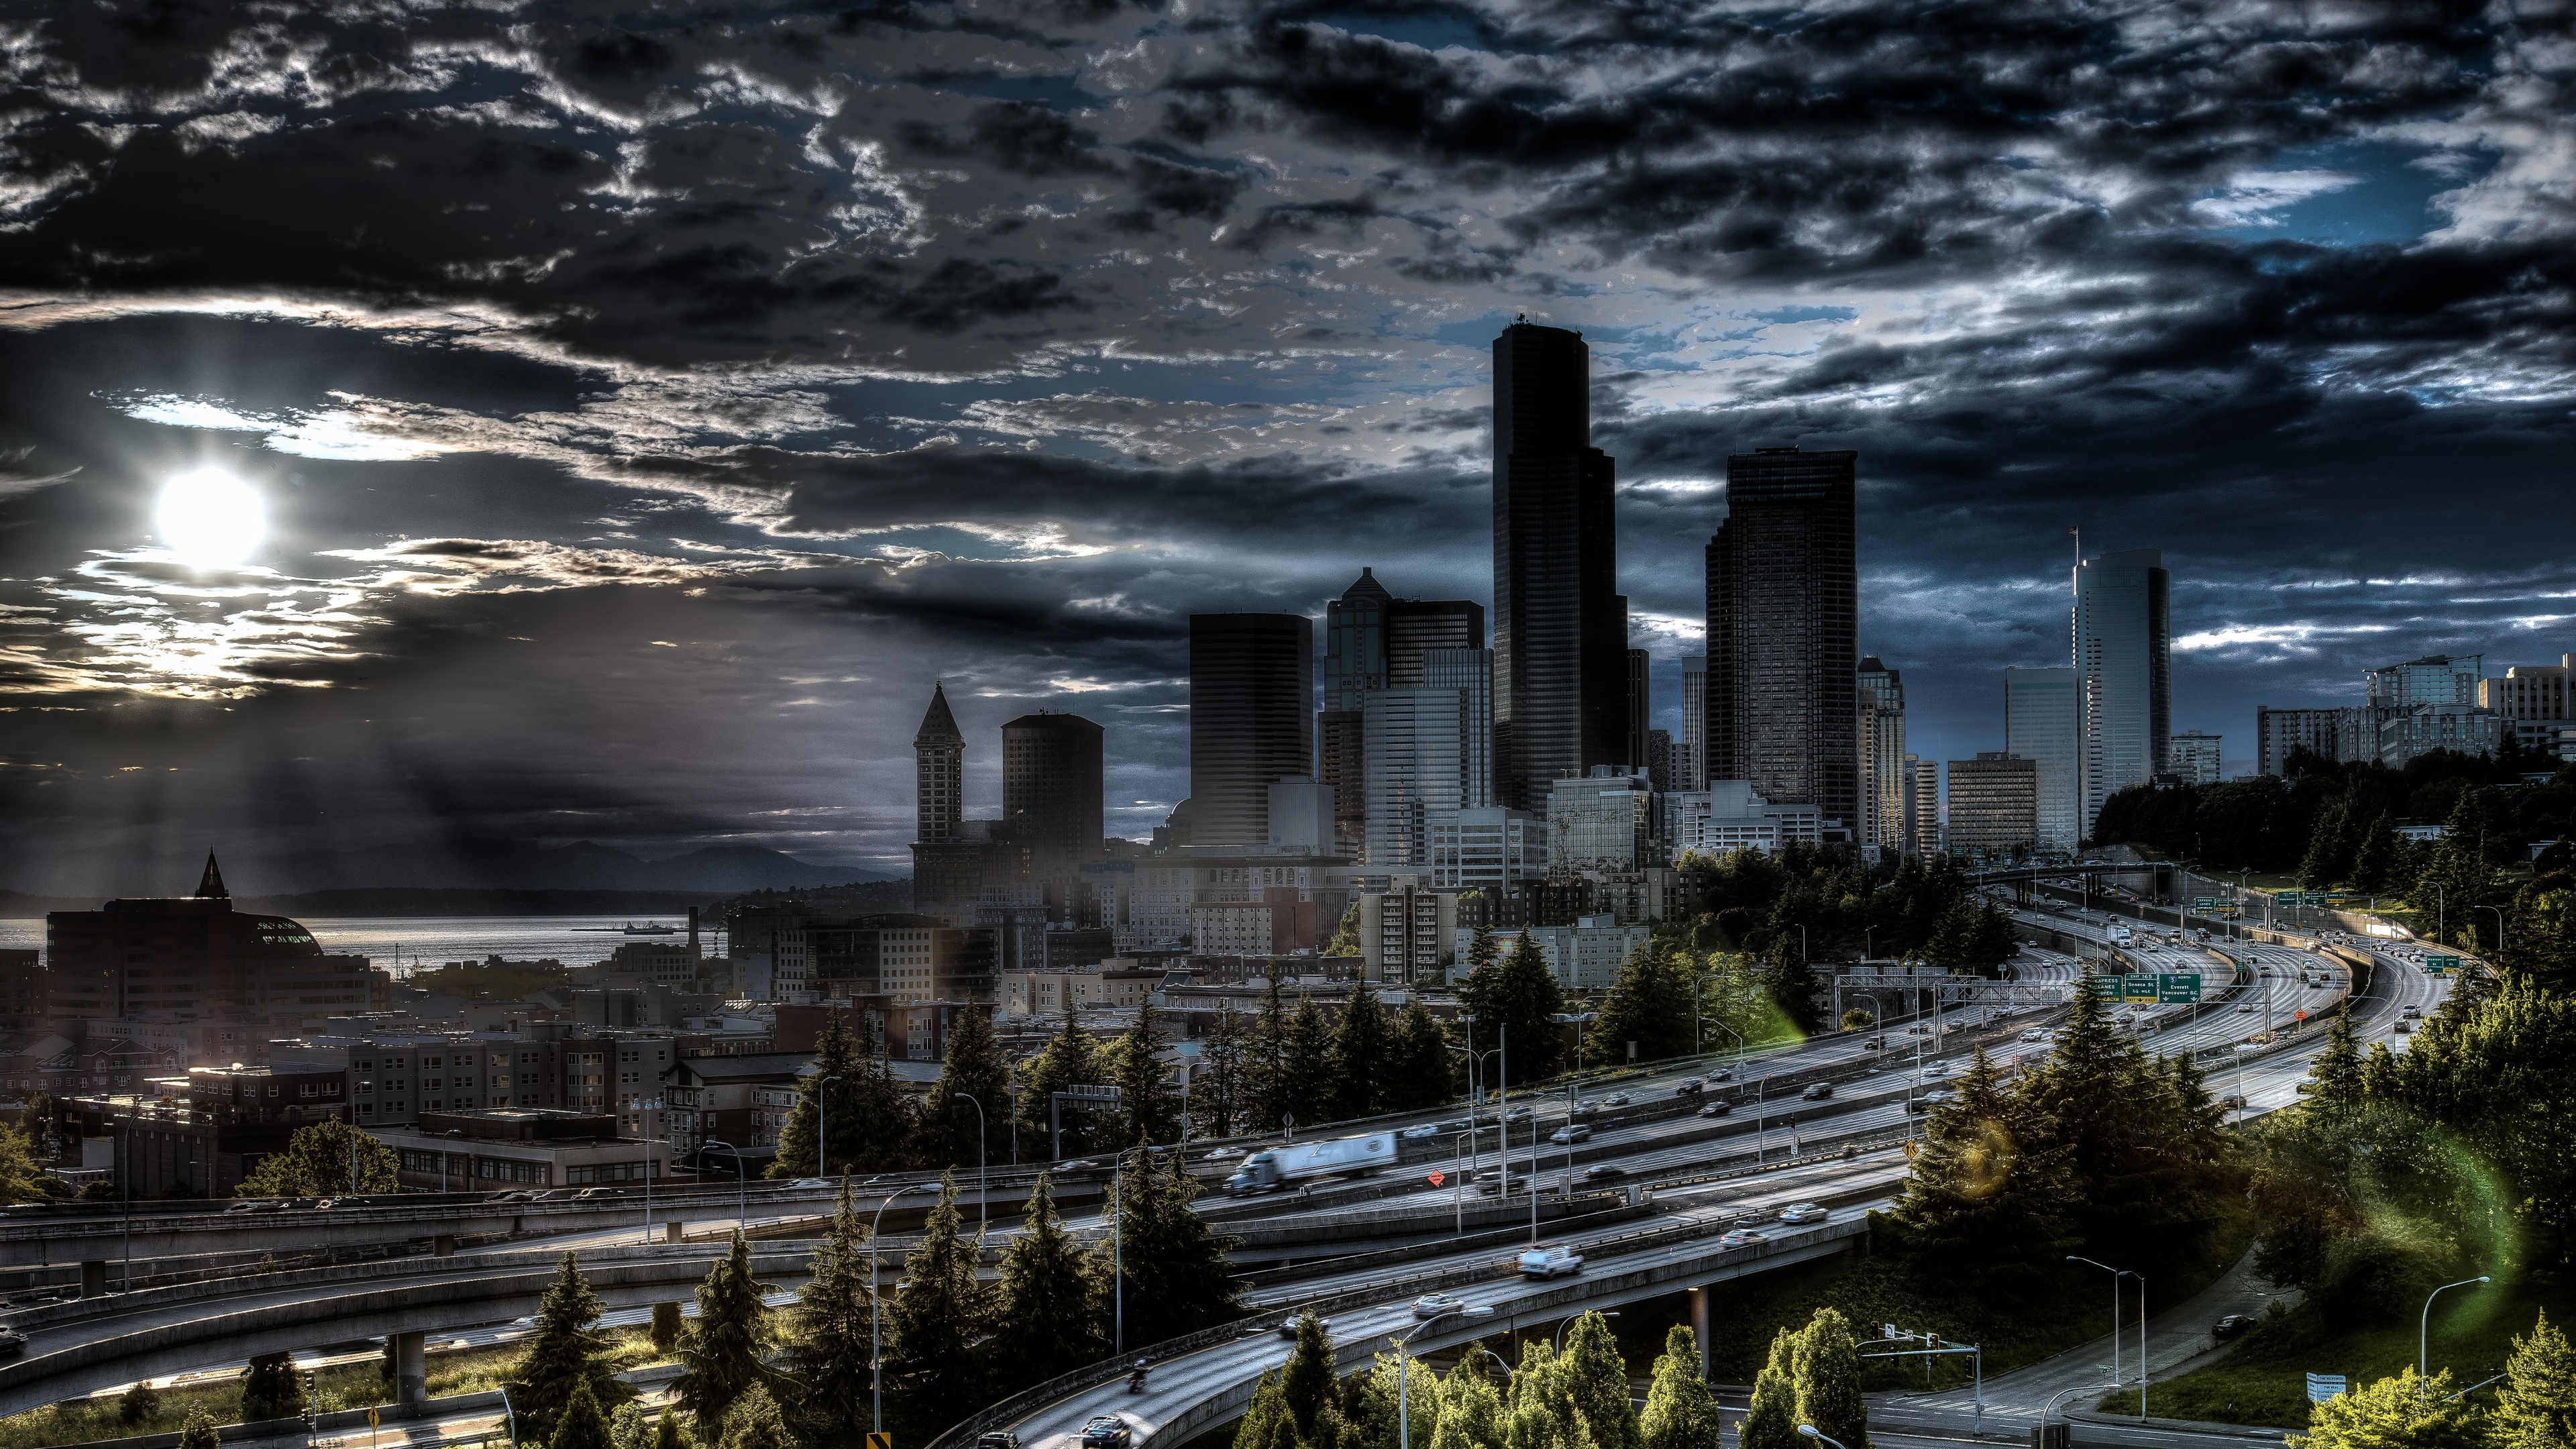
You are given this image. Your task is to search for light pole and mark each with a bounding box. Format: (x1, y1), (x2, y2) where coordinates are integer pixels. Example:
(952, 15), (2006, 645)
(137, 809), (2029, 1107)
(704, 1139), (745, 1229)
(2421, 1277), (2490, 1392)
(2069, 1256), (2133, 1403)
(956, 1091), (989, 1242)
(639, 1097), (663, 1246)
(498, 1385), (519, 1449)
(1556, 1311), (1616, 1354)
(2475, 906), (2505, 959)
(871, 1181), (935, 1433)
(1796, 1426), (1845, 1449)
(1391, 1305), (1496, 1449)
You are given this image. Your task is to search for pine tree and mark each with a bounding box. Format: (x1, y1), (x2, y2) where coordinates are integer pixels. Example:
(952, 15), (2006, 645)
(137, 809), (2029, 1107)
(1884, 1046), (2076, 1299)
(610, 1403), (649, 1449)
(915, 1005), (1010, 1172)
(715, 1385), (792, 1449)
(1103, 1145), (1240, 1343)
(778, 1183), (875, 1445)
(672, 1232), (775, 1436)
(2311, 1003), (2363, 1116)
(2492, 1309), (2576, 1449)
(1466, 923), (1499, 974)
(1018, 1006), (1104, 1157)
(1789, 1309), (1868, 1449)
(1235, 1372), (1297, 1449)
(883, 1173), (987, 1434)
(508, 1253), (639, 1439)
(1593, 941), (1696, 1065)
(1326, 980), (1393, 1120)
(1559, 1311), (1638, 1449)
(1430, 1363), (1505, 1449)
(1279, 1312), (1338, 1440)
(178, 1409), (220, 1449)
(1459, 934), (1566, 1086)
(1106, 1002), (1183, 1144)
(120, 1379), (160, 1426)
(1197, 1003), (1255, 1137)
(1380, 998), (1456, 1114)
(651, 1302), (683, 1354)
(1270, 994), (1335, 1128)
(1736, 1332), (1799, 1449)
(1756, 934), (1825, 1037)
(1638, 1326), (1719, 1449)
(653, 1411), (694, 1449)
(1350, 1350), (1438, 1449)
(550, 1381), (616, 1449)
(766, 1014), (861, 1178)
(2351, 812), (2401, 894)
(987, 1174), (1108, 1383)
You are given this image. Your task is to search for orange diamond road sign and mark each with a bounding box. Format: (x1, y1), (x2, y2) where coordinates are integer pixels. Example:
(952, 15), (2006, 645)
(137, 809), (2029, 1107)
(2296, 1009), (2308, 1021)
(1426, 1170), (1446, 1187)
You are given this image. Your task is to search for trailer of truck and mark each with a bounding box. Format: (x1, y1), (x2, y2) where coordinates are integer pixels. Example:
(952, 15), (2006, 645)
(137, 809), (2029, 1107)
(1224, 1132), (1397, 1194)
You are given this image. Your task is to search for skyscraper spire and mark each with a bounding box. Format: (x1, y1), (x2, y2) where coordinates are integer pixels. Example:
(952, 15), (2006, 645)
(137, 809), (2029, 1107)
(914, 681), (965, 844)
(194, 850), (229, 900)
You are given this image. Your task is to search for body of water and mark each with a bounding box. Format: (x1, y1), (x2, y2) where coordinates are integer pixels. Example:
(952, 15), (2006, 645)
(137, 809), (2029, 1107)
(0, 914), (718, 975)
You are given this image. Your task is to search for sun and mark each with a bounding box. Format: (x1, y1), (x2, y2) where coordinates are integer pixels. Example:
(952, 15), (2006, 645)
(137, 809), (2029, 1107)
(156, 468), (266, 569)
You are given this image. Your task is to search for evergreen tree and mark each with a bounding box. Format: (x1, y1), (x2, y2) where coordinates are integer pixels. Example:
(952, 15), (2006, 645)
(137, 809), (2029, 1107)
(1269, 994), (1335, 1129)
(610, 1403), (650, 1449)
(120, 1379), (160, 1426)
(672, 1232), (775, 1436)
(1019, 1006), (1104, 1157)
(1736, 1332), (1799, 1449)
(2351, 812), (2402, 894)
(2286, 1367), (2479, 1449)
(1593, 942), (1697, 1065)
(653, 1412), (694, 1449)
(1380, 998), (1456, 1114)
(767, 1014), (914, 1177)
(550, 1381), (616, 1449)
(1884, 1046), (2076, 1299)
(915, 1005), (1010, 1172)
(178, 1409), (219, 1449)
(1326, 980), (1394, 1120)
(883, 1173), (987, 1434)
(1279, 1312), (1338, 1440)
(2312, 1004), (2364, 1116)
(1638, 1326), (1719, 1449)
(1466, 922), (1499, 974)
(1325, 901), (1364, 957)
(2300, 799), (2354, 888)
(1247, 975), (1292, 1132)
(508, 1254), (637, 1439)
(1458, 934), (1567, 1085)
(1756, 934), (1825, 1036)
(1197, 1003), (1255, 1138)
(1103, 1145), (1241, 1342)
(1236, 1372), (1297, 1449)
(777, 1183), (875, 1446)
(2493, 1309), (2576, 1449)
(234, 1116), (400, 1197)
(650, 1302), (683, 1355)
(715, 1385), (792, 1449)
(1430, 1362), (1505, 1449)
(986, 1175), (1109, 1383)
(1349, 1350), (1438, 1449)
(1559, 1311), (1638, 1449)
(1106, 1002), (1183, 1144)
(1503, 1340), (1567, 1449)
(1788, 1308), (1867, 1449)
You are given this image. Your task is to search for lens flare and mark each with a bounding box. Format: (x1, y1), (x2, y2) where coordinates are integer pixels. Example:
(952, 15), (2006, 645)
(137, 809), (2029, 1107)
(155, 467), (265, 569)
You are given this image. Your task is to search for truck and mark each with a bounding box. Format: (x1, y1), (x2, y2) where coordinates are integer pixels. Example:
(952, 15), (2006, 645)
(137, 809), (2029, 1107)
(1225, 1132), (1397, 1195)
(1517, 1242), (1584, 1279)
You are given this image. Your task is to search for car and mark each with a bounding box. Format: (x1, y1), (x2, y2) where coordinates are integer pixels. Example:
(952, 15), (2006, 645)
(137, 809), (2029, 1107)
(1717, 1229), (1769, 1248)
(2294, 1076), (2320, 1095)
(1079, 1416), (1132, 1449)
(2212, 1314), (2256, 1341)
(1203, 1147), (1243, 1163)
(976, 1434), (1022, 1449)
(1504, 1106), (1534, 1124)
(1549, 1124), (1593, 1145)
(1275, 1316), (1328, 1339)
(531, 1188), (574, 1201)
(1413, 1291), (1471, 1318)
(1674, 1079), (1705, 1095)
(0, 1328), (24, 1358)
(2019, 1028), (2047, 1041)
(2402, 1006), (2422, 1019)
(2220, 1095), (2248, 1108)
(1862, 1036), (1887, 1051)
(1475, 1171), (1522, 1196)
(1799, 1082), (1834, 1102)
(492, 1190), (537, 1203)
(1699, 1101), (1734, 1118)
(787, 1178), (835, 1189)
(1705, 1069), (1733, 1083)
(1581, 1165), (1630, 1181)
(1056, 1159), (1107, 1174)
(574, 1187), (628, 1200)
(2395, 1020), (2412, 1034)
(1907, 1091), (1955, 1114)
(224, 1199), (262, 1214)
(2238, 1004), (2257, 1013)
(1601, 1093), (1632, 1108)
(1517, 1243), (1584, 1279)
(1401, 1123), (1442, 1140)
(1570, 1101), (1600, 1118)
(1779, 1202), (1831, 1224)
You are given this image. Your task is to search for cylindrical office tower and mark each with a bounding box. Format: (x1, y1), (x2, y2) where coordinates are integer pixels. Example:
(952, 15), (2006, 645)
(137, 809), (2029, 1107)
(1189, 613), (1315, 850)
(1002, 711), (1104, 873)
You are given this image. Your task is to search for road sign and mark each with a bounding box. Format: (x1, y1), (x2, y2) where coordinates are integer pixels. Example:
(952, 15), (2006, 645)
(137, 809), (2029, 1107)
(1426, 1169), (1446, 1187)
(2306, 1373), (2347, 1404)
(2193, 897), (2219, 911)
(2295, 1008), (2308, 1022)
(368, 1409), (379, 1430)
(2424, 955), (2460, 974)
(2157, 975), (2203, 1004)
(2092, 973), (2202, 1004)
(869, 1434), (896, 1449)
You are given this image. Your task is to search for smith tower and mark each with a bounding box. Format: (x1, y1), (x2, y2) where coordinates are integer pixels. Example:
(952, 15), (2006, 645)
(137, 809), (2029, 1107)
(1491, 321), (1626, 808)
(913, 681), (965, 844)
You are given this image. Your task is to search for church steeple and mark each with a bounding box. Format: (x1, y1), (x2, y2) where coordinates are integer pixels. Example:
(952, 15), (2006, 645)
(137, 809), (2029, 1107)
(194, 851), (229, 900)
(914, 682), (965, 844)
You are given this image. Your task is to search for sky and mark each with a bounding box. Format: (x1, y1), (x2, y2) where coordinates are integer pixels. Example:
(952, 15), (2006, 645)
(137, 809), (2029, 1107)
(2, 0), (2573, 894)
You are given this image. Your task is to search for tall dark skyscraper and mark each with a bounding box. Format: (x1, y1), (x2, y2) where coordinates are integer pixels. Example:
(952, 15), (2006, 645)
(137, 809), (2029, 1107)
(1706, 447), (1859, 833)
(1492, 321), (1626, 808)
(1626, 647), (1651, 769)
(1002, 711), (1104, 874)
(1189, 612), (1316, 849)
(1386, 599), (1486, 686)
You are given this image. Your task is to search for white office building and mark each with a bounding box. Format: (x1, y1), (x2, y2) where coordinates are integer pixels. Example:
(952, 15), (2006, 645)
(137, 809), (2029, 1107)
(1669, 780), (1821, 857)
(1677, 655), (1708, 791)
(2073, 550), (2171, 839)
(1454, 916), (1653, 991)
(1428, 806), (1541, 892)
(2169, 730), (2222, 786)
(1546, 767), (1662, 873)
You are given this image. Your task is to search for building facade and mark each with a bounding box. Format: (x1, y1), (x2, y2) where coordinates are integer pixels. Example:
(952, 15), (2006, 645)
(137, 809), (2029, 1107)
(1428, 807), (1541, 893)
(1669, 781), (1822, 856)
(2366, 654), (2485, 708)
(1001, 712), (1104, 875)
(1358, 884), (1457, 983)
(1491, 322), (1627, 810)
(1856, 657), (1908, 854)
(1946, 753), (2038, 859)
(1320, 569), (1393, 860)
(1706, 448), (1860, 839)
(2004, 665), (2079, 853)
(1189, 613), (1316, 850)
(1545, 768), (1660, 873)
(2481, 658), (2573, 720)
(43, 860), (374, 1029)
(2169, 729), (2223, 786)
(1676, 655), (1707, 791)
(1363, 688), (1475, 869)
(2073, 549), (2172, 839)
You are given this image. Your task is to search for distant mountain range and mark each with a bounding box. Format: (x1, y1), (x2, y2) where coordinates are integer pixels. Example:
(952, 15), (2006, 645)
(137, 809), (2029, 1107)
(0, 839), (897, 904)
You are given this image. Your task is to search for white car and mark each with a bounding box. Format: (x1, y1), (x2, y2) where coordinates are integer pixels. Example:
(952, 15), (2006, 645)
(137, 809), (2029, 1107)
(1400, 1124), (1441, 1140)
(788, 1178), (834, 1190)
(1517, 1244), (1585, 1279)
(1203, 1146), (1243, 1163)
(1411, 1291), (1470, 1318)
(2019, 1029), (2046, 1042)
(1778, 1203), (1830, 1225)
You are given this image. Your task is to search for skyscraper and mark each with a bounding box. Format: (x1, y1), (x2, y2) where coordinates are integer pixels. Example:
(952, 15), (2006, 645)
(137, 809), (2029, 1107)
(2169, 729), (2222, 786)
(1491, 321), (1626, 808)
(1386, 599), (1486, 685)
(2005, 665), (2080, 853)
(1706, 447), (1859, 837)
(1677, 655), (1707, 790)
(1626, 648), (1652, 771)
(1363, 688), (1471, 869)
(1320, 569), (1393, 861)
(2073, 548), (2172, 838)
(1856, 657), (1907, 854)
(913, 682), (964, 844)
(1189, 612), (1315, 850)
(1947, 753), (2039, 859)
(1424, 647), (1496, 809)
(1002, 711), (1104, 874)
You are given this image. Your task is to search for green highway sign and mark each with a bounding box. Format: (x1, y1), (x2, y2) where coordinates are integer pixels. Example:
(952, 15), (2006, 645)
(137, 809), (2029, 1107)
(2091, 973), (2204, 1005)
(2159, 974), (2204, 1004)
(2193, 897), (2219, 911)
(2424, 955), (2460, 975)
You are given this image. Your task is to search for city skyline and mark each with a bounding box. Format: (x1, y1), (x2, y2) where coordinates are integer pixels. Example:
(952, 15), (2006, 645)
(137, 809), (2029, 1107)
(3, 3), (2573, 890)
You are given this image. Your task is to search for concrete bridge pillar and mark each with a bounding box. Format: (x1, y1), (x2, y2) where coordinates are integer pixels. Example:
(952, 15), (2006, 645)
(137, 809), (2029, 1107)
(431, 1234), (457, 1257)
(393, 1330), (427, 1414)
(664, 1220), (683, 1244)
(79, 1261), (107, 1298)
(1687, 1287), (1710, 1380)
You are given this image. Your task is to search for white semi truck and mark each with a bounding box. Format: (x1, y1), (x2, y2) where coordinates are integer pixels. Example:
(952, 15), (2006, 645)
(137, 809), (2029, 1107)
(1224, 1132), (1397, 1195)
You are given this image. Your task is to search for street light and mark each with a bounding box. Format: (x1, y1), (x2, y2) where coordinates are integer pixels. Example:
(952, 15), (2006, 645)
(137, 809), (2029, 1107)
(2068, 1256), (2135, 1409)
(2421, 1277), (2490, 1391)
(2475, 906), (2505, 959)
(871, 1181), (937, 1434)
(1795, 1427), (1845, 1449)
(1391, 1304), (1497, 1449)
(638, 1097), (664, 1246)
(704, 1139), (746, 1229)
(498, 1385), (519, 1449)
(1556, 1311), (1617, 1355)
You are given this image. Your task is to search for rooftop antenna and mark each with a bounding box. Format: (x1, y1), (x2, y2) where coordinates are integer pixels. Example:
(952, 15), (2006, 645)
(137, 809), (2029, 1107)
(2071, 526), (2082, 569)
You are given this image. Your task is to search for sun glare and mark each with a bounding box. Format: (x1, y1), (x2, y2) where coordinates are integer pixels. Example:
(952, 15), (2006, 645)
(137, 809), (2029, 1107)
(156, 467), (266, 569)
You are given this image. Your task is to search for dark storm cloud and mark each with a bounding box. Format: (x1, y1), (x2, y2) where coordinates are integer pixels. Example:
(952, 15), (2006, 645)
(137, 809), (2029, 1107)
(1, 0), (2573, 878)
